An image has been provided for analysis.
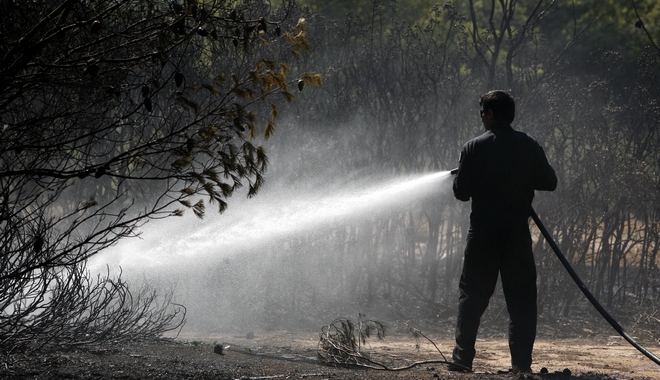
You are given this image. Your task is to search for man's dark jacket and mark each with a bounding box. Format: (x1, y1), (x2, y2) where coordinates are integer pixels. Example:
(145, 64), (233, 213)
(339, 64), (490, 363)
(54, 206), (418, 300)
(453, 123), (557, 229)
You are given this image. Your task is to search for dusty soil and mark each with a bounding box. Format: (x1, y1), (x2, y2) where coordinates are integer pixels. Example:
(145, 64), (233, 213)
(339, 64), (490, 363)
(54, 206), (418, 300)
(2, 332), (659, 380)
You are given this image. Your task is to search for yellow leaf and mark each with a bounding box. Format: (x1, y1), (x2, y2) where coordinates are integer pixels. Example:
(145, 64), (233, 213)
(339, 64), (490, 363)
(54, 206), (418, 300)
(301, 72), (323, 87)
(264, 121), (276, 139)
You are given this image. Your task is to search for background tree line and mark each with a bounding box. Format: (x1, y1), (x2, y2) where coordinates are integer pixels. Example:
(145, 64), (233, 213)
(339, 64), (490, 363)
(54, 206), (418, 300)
(215, 0), (660, 342)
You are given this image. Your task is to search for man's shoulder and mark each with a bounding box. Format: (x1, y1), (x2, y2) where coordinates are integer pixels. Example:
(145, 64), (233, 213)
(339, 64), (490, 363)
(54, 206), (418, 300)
(512, 128), (534, 138)
(511, 128), (543, 146)
(464, 130), (494, 146)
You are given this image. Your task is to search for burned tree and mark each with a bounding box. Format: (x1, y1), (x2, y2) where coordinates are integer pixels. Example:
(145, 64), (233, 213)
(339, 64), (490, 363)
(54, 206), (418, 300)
(0, 0), (319, 352)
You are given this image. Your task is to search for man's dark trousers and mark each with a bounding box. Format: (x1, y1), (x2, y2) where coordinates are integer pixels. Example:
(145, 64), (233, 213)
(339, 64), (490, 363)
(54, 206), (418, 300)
(452, 219), (537, 371)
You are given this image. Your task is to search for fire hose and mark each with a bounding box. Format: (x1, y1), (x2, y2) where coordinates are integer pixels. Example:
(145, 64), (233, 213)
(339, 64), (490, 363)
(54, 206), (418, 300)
(530, 208), (660, 366)
(448, 168), (660, 365)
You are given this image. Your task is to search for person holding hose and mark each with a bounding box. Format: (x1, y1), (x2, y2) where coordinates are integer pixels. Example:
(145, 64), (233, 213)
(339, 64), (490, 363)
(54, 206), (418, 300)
(450, 90), (557, 373)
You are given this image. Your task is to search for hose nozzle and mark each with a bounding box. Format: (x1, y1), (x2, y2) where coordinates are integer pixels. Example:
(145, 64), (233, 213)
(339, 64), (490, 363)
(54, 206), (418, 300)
(450, 168), (458, 175)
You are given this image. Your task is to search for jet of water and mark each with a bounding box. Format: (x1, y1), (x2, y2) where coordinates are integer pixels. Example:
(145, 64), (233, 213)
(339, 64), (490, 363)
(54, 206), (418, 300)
(91, 170), (454, 273)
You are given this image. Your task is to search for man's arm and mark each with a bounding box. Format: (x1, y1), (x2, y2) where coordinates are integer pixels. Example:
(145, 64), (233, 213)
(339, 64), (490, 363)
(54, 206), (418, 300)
(453, 149), (472, 201)
(533, 144), (557, 191)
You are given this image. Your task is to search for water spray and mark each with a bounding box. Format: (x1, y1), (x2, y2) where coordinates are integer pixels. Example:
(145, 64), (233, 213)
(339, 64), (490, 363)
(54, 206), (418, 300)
(449, 169), (660, 366)
(94, 170), (456, 273)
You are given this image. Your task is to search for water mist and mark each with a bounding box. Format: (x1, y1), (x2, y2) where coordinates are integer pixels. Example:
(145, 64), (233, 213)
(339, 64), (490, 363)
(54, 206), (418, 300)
(90, 169), (456, 335)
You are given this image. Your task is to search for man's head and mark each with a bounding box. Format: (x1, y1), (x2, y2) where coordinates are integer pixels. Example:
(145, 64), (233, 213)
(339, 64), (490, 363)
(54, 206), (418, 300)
(479, 90), (515, 128)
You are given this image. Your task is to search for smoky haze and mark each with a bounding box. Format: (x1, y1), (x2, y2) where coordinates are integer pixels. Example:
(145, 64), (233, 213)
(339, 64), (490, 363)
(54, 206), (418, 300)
(93, 0), (660, 344)
(91, 132), (457, 335)
(6, 0), (660, 365)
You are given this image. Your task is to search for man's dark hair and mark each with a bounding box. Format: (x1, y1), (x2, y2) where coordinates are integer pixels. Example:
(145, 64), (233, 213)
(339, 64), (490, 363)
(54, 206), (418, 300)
(480, 90), (515, 124)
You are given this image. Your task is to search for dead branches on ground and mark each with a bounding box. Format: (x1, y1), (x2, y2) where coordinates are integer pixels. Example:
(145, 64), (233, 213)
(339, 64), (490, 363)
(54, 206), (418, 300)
(0, 263), (185, 355)
(317, 315), (452, 371)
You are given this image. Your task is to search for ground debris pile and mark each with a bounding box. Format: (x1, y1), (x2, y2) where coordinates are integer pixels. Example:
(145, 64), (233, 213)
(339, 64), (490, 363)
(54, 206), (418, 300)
(317, 316), (453, 372)
(317, 316), (386, 368)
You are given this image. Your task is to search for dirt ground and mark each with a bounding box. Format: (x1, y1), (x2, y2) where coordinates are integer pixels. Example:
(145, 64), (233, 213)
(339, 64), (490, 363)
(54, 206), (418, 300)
(2, 331), (659, 380)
